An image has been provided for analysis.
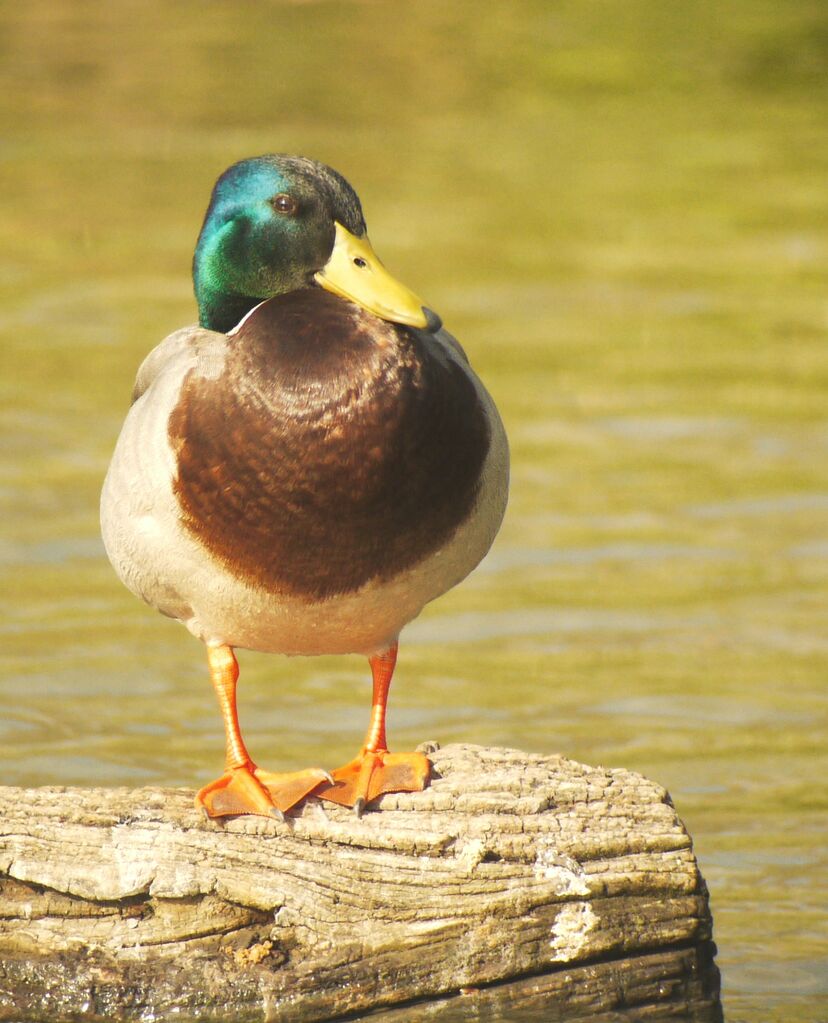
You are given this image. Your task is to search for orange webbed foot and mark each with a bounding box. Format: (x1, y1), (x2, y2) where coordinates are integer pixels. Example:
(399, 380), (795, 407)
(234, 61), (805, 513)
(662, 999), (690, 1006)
(317, 748), (431, 816)
(316, 643), (431, 815)
(197, 644), (331, 821)
(196, 763), (331, 820)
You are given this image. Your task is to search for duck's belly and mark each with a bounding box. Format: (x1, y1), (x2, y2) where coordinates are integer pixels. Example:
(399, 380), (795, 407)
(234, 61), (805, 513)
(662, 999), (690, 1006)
(101, 367), (508, 657)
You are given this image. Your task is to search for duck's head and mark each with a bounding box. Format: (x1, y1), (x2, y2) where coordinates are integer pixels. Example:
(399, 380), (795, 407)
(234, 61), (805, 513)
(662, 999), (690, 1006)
(193, 154), (440, 335)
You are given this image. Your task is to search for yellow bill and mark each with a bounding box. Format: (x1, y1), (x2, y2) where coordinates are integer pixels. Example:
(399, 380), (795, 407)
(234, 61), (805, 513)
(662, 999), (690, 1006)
(314, 222), (433, 330)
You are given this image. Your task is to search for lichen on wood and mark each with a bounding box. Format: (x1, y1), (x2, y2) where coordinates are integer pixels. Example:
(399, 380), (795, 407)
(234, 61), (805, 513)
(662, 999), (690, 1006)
(0, 743), (722, 1022)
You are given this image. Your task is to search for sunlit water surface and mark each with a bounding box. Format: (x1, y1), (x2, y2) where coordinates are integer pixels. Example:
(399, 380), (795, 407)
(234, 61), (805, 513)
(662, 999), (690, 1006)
(1, 4), (826, 1022)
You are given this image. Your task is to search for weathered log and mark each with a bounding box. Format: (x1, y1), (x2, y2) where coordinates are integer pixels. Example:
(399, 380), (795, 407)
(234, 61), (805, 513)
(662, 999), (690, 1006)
(0, 743), (722, 1022)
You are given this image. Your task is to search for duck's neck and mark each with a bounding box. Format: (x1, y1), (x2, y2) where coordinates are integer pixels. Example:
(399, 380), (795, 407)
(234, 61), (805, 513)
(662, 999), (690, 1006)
(195, 282), (262, 334)
(193, 217), (268, 333)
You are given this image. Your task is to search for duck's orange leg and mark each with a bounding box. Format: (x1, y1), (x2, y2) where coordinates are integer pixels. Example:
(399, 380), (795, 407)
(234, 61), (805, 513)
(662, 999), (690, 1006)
(196, 644), (331, 820)
(317, 643), (431, 816)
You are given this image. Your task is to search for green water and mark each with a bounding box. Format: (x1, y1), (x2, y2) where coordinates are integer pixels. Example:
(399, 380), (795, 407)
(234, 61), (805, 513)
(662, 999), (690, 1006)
(1, 3), (826, 1021)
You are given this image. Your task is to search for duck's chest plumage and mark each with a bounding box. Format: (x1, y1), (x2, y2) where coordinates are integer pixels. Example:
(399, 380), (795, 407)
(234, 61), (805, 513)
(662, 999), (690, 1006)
(101, 290), (508, 655)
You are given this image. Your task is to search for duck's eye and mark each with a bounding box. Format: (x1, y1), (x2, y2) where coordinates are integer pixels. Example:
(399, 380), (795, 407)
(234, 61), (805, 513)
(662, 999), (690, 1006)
(353, 257), (368, 268)
(270, 193), (298, 215)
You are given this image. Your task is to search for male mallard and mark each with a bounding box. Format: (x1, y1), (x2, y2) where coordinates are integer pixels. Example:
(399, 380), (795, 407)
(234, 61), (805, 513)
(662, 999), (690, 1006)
(101, 155), (509, 819)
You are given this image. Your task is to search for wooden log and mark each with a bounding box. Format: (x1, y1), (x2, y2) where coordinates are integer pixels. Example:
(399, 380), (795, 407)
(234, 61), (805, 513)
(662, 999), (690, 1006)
(0, 743), (722, 1022)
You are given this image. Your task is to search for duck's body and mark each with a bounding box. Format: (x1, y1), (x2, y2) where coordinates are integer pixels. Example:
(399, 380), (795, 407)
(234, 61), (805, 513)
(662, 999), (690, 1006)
(101, 154), (508, 819)
(102, 290), (507, 658)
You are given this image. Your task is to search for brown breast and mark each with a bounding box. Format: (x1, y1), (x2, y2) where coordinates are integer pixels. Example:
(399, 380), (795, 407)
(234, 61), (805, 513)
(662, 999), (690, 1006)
(168, 289), (490, 601)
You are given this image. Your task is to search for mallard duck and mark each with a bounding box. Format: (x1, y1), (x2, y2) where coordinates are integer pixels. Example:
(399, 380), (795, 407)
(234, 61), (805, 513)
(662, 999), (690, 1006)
(101, 155), (509, 819)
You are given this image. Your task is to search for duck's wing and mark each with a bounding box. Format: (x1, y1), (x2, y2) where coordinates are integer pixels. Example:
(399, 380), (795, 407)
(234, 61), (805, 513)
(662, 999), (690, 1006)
(131, 325), (229, 405)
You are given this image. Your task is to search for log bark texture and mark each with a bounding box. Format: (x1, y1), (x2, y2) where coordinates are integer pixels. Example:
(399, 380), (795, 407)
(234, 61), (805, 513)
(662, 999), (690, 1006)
(0, 743), (722, 1022)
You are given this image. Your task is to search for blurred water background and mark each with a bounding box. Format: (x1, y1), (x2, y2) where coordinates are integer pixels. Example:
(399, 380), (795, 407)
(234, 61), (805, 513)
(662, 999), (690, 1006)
(1, 3), (826, 1021)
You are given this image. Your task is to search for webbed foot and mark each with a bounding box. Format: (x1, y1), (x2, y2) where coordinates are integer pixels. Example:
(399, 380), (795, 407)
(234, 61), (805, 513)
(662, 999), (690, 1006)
(317, 749), (431, 815)
(196, 763), (331, 819)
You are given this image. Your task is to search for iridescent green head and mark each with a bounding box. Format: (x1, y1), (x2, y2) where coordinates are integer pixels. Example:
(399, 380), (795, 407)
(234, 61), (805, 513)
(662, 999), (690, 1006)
(193, 154), (436, 334)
